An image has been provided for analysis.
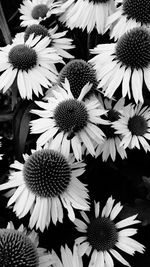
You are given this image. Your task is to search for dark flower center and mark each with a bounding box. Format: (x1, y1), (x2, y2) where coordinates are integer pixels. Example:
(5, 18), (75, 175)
(0, 229), (38, 267)
(31, 4), (49, 19)
(101, 109), (121, 138)
(87, 217), (118, 251)
(128, 115), (148, 136)
(115, 28), (150, 69)
(24, 24), (49, 42)
(58, 59), (98, 99)
(54, 99), (89, 138)
(88, 0), (110, 4)
(122, 0), (150, 25)
(23, 149), (71, 198)
(107, 109), (120, 122)
(9, 44), (37, 71)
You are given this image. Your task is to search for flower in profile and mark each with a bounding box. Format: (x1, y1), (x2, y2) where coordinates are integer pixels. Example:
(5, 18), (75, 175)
(0, 149), (89, 232)
(24, 24), (75, 59)
(19, 0), (62, 27)
(59, 0), (115, 34)
(57, 59), (98, 99)
(0, 221), (52, 266)
(90, 27), (150, 103)
(95, 97), (127, 161)
(106, 0), (150, 40)
(112, 103), (150, 152)
(50, 244), (83, 267)
(30, 79), (108, 160)
(74, 197), (145, 267)
(0, 33), (62, 99)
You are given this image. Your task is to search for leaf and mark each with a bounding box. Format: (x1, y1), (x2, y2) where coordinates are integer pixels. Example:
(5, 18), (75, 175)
(0, 2), (12, 44)
(19, 104), (32, 157)
(13, 100), (34, 161)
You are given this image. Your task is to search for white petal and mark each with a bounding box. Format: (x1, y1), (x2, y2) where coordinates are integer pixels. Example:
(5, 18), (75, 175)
(110, 249), (131, 267)
(88, 250), (98, 267)
(131, 69), (143, 103)
(115, 215), (140, 229)
(94, 201), (100, 218)
(110, 202), (123, 220)
(79, 130), (95, 156)
(104, 251), (114, 267)
(71, 135), (82, 161)
(78, 241), (89, 257)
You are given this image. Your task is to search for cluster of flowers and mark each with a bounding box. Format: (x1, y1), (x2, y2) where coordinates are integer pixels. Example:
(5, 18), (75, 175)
(0, 0), (149, 266)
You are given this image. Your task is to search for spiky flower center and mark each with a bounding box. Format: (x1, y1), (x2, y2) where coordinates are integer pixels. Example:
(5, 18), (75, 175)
(23, 149), (71, 198)
(31, 4), (49, 19)
(122, 0), (150, 25)
(0, 229), (38, 267)
(58, 59), (98, 99)
(87, 217), (118, 251)
(24, 24), (49, 42)
(54, 99), (89, 138)
(115, 28), (150, 69)
(128, 115), (148, 136)
(9, 44), (37, 71)
(88, 0), (110, 4)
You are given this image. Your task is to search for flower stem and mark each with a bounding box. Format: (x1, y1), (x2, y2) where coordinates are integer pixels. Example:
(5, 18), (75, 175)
(11, 82), (18, 110)
(0, 2), (12, 44)
(86, 33), (90, 61)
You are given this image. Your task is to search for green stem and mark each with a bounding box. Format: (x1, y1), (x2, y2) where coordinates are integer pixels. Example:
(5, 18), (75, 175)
(0, 2), (12, 44)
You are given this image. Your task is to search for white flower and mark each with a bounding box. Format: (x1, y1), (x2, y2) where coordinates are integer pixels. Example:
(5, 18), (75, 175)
(90, 27), (150, 103)
(19, 0), (62, 27)
(30, 79), (108, 160)
(0, 149), (89, 232)
(59, 0), (115, 34)
(112, 103), (150, 152)
(0, 221), (52, 266)
(106, 0), (150, 40)
(74, 197), (145, 267)
(0, 33), (62, 99)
